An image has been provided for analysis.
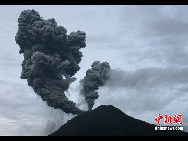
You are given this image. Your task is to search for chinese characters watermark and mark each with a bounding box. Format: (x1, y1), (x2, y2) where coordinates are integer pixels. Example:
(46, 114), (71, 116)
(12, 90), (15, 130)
(155, 114), (182, 125)
(155, 114), (183, 131)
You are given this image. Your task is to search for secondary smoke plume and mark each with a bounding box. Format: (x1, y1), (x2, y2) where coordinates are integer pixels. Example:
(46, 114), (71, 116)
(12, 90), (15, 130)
(80, 61), (110, 111)
(15, 9), (86, 115)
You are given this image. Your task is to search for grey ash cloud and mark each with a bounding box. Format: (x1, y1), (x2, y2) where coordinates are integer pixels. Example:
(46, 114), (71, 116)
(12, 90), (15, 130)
(80, 61), (110, 111)
(107, 68), (188, 90)
(15, 9), (86, 115)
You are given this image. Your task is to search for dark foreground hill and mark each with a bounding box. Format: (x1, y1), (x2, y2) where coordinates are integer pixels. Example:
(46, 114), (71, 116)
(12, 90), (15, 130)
(49, 105), (188, 136)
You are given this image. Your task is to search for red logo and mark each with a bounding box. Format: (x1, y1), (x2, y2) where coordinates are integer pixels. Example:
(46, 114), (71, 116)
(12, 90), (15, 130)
(155, 114), (182, 125)
(164, 114), (172, 124)
(174, 114), (182, 125)
(155, 114), (163, 125)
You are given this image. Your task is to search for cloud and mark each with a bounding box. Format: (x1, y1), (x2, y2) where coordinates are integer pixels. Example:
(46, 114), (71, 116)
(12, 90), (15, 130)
(15, 9), (87, 115)
(43, 120), (58, 135)
(119, 5), (188, 36)
(80, 61), (110, 111)
(106, 68), (188, 90)
(118, 5), (188, 69)
(93, 67), (188, 126)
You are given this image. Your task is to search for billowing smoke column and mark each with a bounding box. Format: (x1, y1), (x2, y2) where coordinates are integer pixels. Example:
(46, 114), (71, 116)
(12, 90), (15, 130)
(80, 61), (110, 111)
(15, 9), (86, 115)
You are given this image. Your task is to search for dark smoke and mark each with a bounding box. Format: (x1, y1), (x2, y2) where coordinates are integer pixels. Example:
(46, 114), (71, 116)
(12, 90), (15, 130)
(80, 61), (110, 111)
(15, 9), (86, 115)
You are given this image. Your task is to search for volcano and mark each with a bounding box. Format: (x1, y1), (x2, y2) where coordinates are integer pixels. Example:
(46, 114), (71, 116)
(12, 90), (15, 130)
(49, 105), (188, 136)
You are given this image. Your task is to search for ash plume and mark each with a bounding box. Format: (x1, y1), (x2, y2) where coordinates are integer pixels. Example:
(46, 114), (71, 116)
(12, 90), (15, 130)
(15, 9), (86, 115)
(80, 61), (110, 111)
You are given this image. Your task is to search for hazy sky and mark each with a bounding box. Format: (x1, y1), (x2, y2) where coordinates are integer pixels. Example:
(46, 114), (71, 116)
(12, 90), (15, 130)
(1, 5), (188, 135)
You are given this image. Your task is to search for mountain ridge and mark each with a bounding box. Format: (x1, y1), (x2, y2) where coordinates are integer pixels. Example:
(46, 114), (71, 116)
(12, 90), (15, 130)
(49, 105), (188, 136)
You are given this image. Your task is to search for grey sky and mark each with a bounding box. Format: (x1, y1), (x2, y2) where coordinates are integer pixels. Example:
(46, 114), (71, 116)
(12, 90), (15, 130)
(0, 5), (188, 135)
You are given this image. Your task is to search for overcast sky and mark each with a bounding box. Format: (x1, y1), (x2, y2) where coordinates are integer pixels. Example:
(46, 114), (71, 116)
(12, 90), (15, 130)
(1, 5), (188, 136)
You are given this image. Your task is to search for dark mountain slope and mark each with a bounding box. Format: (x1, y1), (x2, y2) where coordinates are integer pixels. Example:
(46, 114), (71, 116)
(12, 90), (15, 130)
(49, 105), (188, 136)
